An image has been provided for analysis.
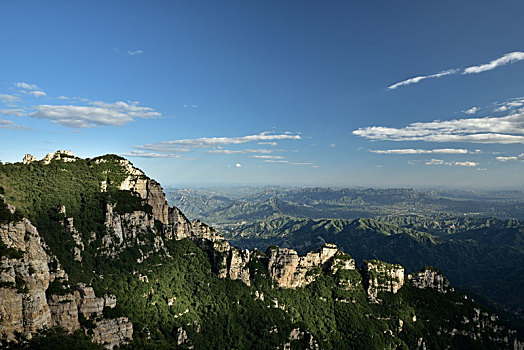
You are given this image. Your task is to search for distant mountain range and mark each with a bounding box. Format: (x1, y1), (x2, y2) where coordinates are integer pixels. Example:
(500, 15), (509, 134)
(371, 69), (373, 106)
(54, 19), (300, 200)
(168, 186), (524, 326)
(167, 187), (524, 225)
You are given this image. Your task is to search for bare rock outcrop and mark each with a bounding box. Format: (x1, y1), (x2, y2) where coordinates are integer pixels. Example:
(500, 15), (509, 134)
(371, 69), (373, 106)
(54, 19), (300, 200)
(282, 328), (319, 350)
(408, 267), (450, 293)
(22, 154), (37, 164)
(42, 150), (77, 164)
(118, 159), (169, 225)
(91, 317), (133, 350)
(103, 203), (161, 260)
(361, 260), (405, 303)
(0, 210), (131, 348)
(0, 218), (52, 340)
(47, 293), (80, 332)
(267, 244), (341, 289)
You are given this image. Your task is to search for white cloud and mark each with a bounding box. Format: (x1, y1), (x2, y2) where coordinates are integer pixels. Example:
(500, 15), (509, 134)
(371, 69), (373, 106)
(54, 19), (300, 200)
(120, 151), (185, 159)
(14, 82), (46, 97)
(128, 50), (144, 56)
(388, 69), (458, 90)
(477, 168), (488, 171)
(15, 82), (40, 90)
(206, 149), (276, 154)
(494, 98), (524, 112)
(290, 162), (315, 165)
(1, 109), (26, 117)
(353, 110), (524, 144)
(258, 142), (277, 146)
(29, 101), (161, 128)
(463, 51), (524, 74)
(90, 101), (160, 118)
(183, 104), (199, 108)
(235, 163), (242, 168)
(388, 51), (524, 90)
(425, 159), (478, 167)
(496, 153), (524, 162)
(27, 90), (47, 97)
(370, 148), (470, 155)
(0, 94), (20, 105)
(136, 132), (301, 150)
(264, 160), (289, 163)
(453, 161), (478, 167)
(250, 155), (286, 160)
(0, 118), (28, 130)
(426, 159), (444, 165)
(464, 107), (479, 115)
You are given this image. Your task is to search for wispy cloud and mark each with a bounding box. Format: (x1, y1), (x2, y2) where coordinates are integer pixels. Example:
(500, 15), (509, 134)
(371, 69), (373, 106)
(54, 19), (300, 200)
(389, 51), (524, 89)
(264, 160), (289, 163)
(1, 109), (26, 117)
(120, 151), (187, 159)
(113, 48), (144, 56)
(258, 142), (277, 146)
(14, 82), (46, 97)
(27, 90), (47, 97)
(0, 118), (28, 130)
(136, 132), (301, 150)
(425, 159), (478, 167)
(250, 155), (286, 160)
(494, 97), (524, 112)
(0, 94), (20, 105)
(353, 110), (524, 144)
(463, 107), (479, 115)
(388, 69), (458, 90)
(127, 49), (144, 56)
(464, 51), (524, 74)
(453, 161), (478, 167)
(183, 104), (199, 109)
(29, 101), (162, 128)
(496, 153), (524, 162)
(206, 149), (277, 154)
(290, 162), (315, 165)
(370, 148), (471, 155)
(15, 82), (40, 90)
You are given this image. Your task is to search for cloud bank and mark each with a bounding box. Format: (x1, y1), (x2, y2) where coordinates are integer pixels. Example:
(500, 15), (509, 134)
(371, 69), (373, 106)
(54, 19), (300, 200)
(425, 159), (478, 167)
(353, 110), (524, 144)
(370, 148), (471, 155)
(136, 132), (301, 150)
(29, 101), (161, 128)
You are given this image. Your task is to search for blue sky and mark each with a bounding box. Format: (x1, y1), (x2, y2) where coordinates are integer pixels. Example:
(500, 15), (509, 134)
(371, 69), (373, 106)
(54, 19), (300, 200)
(1, 1), (523, 188)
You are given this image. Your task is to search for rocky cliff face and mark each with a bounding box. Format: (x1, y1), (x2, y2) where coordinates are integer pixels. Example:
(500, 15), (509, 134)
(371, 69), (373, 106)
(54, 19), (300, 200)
(91, 317), (133, 349)
(361, 260), (405, 303)
(23, 150), (78, 165)
(0, 210), (132, 348)
(408, 267), (451, 293)
(0, 218), (52, 340)
(118, 159), (169, 225)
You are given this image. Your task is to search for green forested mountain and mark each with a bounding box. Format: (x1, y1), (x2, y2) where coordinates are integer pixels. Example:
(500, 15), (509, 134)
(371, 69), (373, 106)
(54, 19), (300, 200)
(225, 216), (524, 321)
(1, 152), (522, 349)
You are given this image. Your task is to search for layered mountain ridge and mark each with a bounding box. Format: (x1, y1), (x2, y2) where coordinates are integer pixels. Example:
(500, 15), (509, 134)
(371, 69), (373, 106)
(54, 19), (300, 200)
(1, 151), (522, 349)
